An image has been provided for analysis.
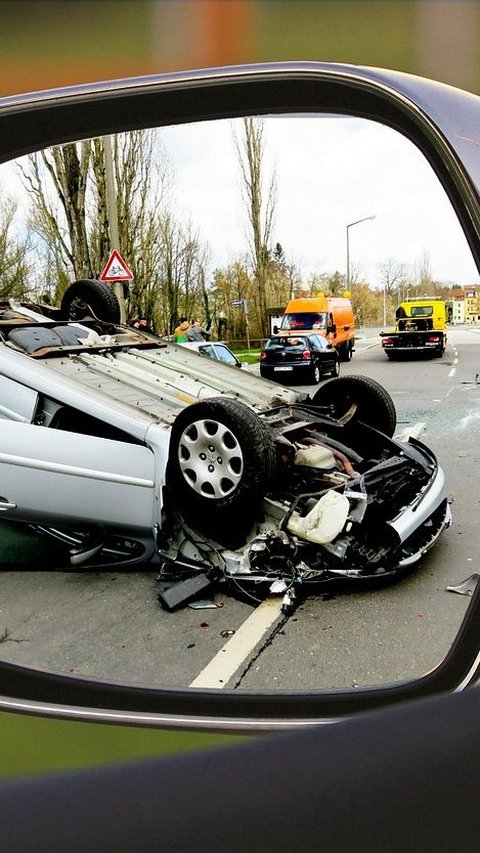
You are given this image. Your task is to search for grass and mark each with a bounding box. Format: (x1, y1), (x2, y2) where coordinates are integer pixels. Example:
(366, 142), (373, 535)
(232, 348), (261, 364)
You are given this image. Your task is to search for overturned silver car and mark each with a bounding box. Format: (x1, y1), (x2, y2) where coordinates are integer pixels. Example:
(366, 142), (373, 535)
(0, 283), (450, 611)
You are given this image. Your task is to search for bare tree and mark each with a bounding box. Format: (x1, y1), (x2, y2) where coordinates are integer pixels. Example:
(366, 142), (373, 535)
(379, 258), (408, 321)
(22, 142), (93, 279)
(20, 131), (170, 312)
(234, 118), (276, 336)
(0, 196), (31, 299)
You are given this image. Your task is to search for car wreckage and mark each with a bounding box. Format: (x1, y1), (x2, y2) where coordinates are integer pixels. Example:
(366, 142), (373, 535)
(0, 281), (451, 612)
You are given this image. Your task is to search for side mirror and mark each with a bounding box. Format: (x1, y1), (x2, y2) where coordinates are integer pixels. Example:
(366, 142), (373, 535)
(0, 61), (480, 734)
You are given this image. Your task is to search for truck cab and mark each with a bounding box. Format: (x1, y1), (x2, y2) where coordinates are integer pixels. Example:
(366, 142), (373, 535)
(278, 292), (355, 362)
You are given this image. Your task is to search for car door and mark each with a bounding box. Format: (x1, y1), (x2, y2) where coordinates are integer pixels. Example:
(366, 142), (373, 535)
(0, 419), (156, 532)
(310, 334), (337, 375)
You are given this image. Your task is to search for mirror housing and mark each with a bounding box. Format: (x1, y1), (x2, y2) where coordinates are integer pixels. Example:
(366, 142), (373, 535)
(1, 61), (480, 730)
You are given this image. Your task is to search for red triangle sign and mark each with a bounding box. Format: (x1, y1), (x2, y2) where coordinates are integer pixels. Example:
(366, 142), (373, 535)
(99, 249), (134, 282)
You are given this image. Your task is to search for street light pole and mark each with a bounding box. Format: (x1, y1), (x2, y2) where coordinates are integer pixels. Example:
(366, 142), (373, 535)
(103, 135), (126, 323)
(346, 215), (376, 291)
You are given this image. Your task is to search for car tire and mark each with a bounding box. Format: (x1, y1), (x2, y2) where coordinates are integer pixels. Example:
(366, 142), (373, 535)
(310, 374), (397, 436)
(311, 364), (321, 384)
(166, 397), (277, 546)
(339, 341), (352, 362)
(60, 279), (121, 323)
(329, 360), (340, 377)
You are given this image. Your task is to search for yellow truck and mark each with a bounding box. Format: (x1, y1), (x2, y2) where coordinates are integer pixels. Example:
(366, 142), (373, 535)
(275, 292), (356, 361)
(380, 297), (447, 359)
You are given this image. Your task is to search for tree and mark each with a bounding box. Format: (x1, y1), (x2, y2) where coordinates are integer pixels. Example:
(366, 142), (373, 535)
(22, 142), (93, 280)
(20, 131), (171, 318)
(234, 118), (276, 336)
(210, 259), (252, 340)
(0, 196), (30, 299)
(378, 258), (408, 323)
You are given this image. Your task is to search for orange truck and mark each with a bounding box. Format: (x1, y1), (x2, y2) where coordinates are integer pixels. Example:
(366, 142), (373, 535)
(275, 293), (356, 361)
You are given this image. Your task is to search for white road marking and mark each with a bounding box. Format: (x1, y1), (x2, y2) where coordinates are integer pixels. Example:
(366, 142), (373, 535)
(448, 367), (456, 378)
(395, 422), (426, 442)
(190, 596), (284, 689)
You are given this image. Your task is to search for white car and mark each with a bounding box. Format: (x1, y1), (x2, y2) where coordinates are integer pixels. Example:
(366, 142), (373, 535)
(180, 340), (247, 368)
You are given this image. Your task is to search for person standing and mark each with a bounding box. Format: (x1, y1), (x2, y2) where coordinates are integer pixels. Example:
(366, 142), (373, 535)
(174, 317), (191, 342)
(186, 318), (211, 341)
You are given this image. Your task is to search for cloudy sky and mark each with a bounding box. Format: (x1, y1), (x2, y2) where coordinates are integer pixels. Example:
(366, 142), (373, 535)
(2, 113), (478, 292)
(160, 114), (479, 290)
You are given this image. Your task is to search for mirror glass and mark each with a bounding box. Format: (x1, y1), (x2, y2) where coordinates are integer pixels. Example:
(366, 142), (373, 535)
(0, 115), (477, 692)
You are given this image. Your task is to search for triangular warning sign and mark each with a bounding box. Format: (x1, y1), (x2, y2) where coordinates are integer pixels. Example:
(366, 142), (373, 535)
(99, 249), (134, 282)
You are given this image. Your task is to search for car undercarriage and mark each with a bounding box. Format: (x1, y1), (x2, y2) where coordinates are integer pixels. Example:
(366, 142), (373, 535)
(0, 288), (451, 613)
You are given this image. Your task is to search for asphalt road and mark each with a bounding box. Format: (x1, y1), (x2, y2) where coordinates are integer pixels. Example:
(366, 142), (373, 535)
(1, 328), (477, 693)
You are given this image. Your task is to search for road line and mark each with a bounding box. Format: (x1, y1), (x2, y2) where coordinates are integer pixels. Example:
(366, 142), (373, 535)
(189, 596), (284, 689)
(448, 367), (456, 378)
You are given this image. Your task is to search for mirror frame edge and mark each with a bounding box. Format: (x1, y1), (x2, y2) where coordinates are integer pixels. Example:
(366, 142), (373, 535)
(1, 61), (480, 729)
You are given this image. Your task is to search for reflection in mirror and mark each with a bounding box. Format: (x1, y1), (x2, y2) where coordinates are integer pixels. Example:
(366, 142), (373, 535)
(0, 116), (477, 693)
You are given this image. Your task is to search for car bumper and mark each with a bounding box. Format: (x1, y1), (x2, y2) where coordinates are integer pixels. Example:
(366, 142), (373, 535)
(387, 438), (451, 566)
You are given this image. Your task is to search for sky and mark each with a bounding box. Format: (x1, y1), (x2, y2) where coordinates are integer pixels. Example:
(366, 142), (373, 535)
(159, 114), (479, 290)
(1, 113), (478, 292)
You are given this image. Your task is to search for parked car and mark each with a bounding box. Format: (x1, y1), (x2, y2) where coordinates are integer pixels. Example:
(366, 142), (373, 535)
(180, 340), (245, 368)
(259, 333), (340, 383)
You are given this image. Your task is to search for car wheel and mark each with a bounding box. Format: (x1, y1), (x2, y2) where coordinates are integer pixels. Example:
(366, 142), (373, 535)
(310, 374), (397, 436)
(167, 397), (277, 546)
(60, 279), (121, 323)
(330, 360), (340, 377)
(339, 341), (352, 362)
(311, 364), (321, 384)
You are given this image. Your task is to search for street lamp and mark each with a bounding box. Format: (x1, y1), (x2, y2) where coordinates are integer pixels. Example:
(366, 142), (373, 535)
(346, 215), (376, 291)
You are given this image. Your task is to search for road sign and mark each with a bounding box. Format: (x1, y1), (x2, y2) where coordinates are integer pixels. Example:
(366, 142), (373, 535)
(99, 249), (134, 282)
(230, 300), (244, 307)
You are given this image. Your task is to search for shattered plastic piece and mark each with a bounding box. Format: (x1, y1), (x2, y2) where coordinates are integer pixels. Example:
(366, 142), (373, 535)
(269, 579), (288, 594)
(188, 600), (223, 610)
(287, 490), (350, 544)
(446, 573), (479, 596)
(220, 629), (235, 638)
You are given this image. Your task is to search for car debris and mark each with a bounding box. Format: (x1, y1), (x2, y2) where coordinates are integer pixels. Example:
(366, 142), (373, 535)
(446, 574), (479, 596)
(0, 283), (451, 613)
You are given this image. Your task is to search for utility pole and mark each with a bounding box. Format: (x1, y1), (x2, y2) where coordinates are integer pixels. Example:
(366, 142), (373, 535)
(103, 136), (126, 322)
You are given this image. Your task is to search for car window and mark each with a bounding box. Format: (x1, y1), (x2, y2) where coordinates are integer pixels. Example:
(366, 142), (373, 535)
(213, 345), (239, 365)
(280, 313), (327, 330)
(411, 306), (434, 317)
(284, 337), (307, 349)
(265, 336), (306, 349)
(309, 334), (329, 350)
(197, 344), (216, 359)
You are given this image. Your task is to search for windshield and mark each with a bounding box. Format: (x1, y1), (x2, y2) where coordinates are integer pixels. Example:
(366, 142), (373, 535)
(411, 306), (434, 317)
(280, 312), (327, 330)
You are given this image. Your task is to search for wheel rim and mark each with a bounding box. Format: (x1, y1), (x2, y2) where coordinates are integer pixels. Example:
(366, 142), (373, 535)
(178, 418), (244, 498)
(314, 366), (320, 383)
